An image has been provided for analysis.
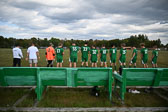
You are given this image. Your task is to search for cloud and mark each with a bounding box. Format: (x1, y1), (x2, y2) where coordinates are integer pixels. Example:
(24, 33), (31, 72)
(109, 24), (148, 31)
(0, 0), (168, 44)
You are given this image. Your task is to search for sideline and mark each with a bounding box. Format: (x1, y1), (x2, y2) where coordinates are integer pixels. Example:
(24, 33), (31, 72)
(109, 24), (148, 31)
(0, 107), (168, 112)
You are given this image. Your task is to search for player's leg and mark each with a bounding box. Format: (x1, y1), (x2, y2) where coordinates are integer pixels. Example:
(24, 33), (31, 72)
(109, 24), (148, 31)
(13, 58), (17, 67)
(18, 58), (21, 67)
(100, 61), (103, 67)
(104, 62), (107, 67)
(134, 63), (136, 68)
(95, 62), (97, 67)
(74, 62), (76, 68)
(34, 59), (38, 67)
(29, 59), (32, 67)
(50, 60), (53, 67)
(60, 63), (62, 67)
(86, 62), (88, 67)
(69, 57), (72, 67)
(129, 61), (132, 68)
(47, 60), (50, 67)
(91, 63), (94, 67)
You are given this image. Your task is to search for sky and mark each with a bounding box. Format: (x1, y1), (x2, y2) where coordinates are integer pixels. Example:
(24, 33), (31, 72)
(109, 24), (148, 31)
(0, 0), (168, 44)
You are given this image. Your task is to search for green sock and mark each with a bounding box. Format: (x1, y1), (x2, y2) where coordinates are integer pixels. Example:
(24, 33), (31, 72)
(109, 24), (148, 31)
(134, 66), (136, 68)
(129, 66), (131, 68)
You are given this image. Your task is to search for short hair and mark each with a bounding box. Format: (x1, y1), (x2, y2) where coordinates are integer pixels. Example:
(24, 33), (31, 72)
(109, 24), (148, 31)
(58, 43), (63, 46)
(112, 44), (115, 47)
(102, 44), (105, 47)
(15, 43), (19, 47)
(49, 43), (53, 46)
(121, 43), (126, 47)
(84, 42), (88, 45)
(153, 45), (157, 48)
(140, 43), (145, 46)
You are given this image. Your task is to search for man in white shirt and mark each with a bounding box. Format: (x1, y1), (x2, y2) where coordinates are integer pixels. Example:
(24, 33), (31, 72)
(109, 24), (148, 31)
(12, 44), (23, 67)
(26, 43), (40, 67)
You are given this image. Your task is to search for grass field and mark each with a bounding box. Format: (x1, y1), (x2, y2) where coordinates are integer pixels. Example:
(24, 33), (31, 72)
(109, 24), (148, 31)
(0, 48), (168, 109)
(0, 48), (168, 69)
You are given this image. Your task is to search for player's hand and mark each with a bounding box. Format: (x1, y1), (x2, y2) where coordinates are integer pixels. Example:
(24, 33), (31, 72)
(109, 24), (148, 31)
(26, 58), (28, 61)
(38, 57), (40, 59)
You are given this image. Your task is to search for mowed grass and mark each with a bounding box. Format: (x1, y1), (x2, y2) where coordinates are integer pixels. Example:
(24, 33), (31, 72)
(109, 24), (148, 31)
(15, 87), (168, 107)
(0, 48), (168, 69)
(0, 88), (29, 107)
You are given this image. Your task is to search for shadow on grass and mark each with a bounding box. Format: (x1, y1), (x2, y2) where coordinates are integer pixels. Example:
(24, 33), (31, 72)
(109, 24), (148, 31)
(0, 88), (29, 107)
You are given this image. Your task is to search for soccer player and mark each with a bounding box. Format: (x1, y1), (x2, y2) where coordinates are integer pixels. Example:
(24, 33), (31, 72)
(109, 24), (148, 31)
(109, 45), (117, 70)
(12, 43), (23, 67)
(26, 43), (40, 67)
(100, 45), (108, 67)
(140, 43), (148, 68)
(69, 43), (79, 67)
(152, 45), (158, 68)
(81, 43), (90, 67)
(55, 43), (64, 67)
(45, 43), (55, 67)
(119, 43), (127, 74)
(90, 45), (98, 67)
(129, 46), (137, 68)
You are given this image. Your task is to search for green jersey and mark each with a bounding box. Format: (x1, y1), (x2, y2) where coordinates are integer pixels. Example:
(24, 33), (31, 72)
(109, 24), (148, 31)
(70, 46), (79, 57)
(141, 48), (148, 60)
(90, 49), (98, 62)
(132, 49), (137, 59)
(152, 50), (158, 59)
(81, 46), (90, 58)
(119, 48), (127, 63)
(55, 47), (64, 57)
(100, 48), (108, 58)
(109, 48), (117, 59)
(120, 48), (127, 59)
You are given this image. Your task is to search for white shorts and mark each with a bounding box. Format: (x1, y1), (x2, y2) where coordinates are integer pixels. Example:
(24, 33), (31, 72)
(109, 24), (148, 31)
(29, 59), (38, 64)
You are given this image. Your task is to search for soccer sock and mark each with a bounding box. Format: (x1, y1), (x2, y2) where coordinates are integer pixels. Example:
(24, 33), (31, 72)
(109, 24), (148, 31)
(129, 66), (131, 68)
(134, 66), (136, 68)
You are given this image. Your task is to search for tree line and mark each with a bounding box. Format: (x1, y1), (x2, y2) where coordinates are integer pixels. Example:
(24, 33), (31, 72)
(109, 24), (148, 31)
(0, 34), (167, 49)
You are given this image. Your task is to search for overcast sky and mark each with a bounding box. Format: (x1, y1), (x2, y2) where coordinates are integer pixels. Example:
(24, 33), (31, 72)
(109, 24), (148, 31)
(0, 0), (168, 44)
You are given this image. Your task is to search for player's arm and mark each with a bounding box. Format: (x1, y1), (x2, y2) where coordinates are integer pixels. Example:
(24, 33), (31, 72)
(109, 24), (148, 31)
(36, 51), (40, 59)
(132, 52), (135, 60)
(19, 49), (23, 58)
(26, 49), (29, 60)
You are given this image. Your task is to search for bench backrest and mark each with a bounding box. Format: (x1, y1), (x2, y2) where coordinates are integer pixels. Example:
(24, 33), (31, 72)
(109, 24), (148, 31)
(76, 68), (112, 86)
(123, 68), (158, 86)
(38, 68), (67, 86)
(159, 68), (168, 86)
(0, 67), (37, 86)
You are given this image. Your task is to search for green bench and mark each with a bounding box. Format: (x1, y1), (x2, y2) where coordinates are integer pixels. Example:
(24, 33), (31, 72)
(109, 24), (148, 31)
(113, 68), (168, 101)
(0, 67), (37, 86)
(0, 67), (113, 102)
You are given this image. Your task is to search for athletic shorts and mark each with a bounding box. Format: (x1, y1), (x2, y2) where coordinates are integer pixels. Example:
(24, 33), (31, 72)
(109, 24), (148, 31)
(110, 58), (116, 63)
(69, 57), (77, 62)
(101, 57), (106, 62)
(29, 59), (38, 64)
(82, 57), (88, 62)
(119, 58), (126, 63)
(142, 58), (148, 64)
(47, 60), (53, 65)
(130, 58), (137, 64)
(57, 57), (63, 63)
(152, 58), (157, 64)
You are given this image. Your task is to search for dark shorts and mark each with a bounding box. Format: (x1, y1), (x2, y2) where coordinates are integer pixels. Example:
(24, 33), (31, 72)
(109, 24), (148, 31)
(13, 58), (21, 67)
